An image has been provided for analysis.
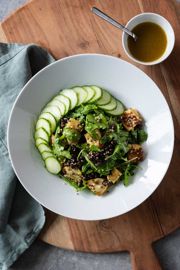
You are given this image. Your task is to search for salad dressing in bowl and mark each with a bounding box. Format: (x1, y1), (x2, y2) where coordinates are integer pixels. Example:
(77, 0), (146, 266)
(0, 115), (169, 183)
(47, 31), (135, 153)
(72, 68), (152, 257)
(127, 22), (167, 62)
(122, 13), (175, 65)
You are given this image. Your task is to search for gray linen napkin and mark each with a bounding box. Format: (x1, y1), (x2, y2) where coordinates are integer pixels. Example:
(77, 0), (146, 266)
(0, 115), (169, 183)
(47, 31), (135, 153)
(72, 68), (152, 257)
(0, 43), (55, 270)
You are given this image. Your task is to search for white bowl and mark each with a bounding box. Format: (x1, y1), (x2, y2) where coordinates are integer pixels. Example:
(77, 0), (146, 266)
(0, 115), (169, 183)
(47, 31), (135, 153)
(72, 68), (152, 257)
(7, 54), (174, 220)
(122, 13), (175, 65)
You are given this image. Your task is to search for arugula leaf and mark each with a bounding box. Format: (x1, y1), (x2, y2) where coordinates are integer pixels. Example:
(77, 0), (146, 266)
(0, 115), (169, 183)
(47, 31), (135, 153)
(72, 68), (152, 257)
(83, 153), (98, 171)
(90, 129), (101, 140)
(61, 175), (87, 191)
(95, 113), (108, 129)
(85, 112), (108, 136)
(116, 122), (123, 133)
(122, 165), (131, 186)
(128, 129), (148, 144)
(107, 143), (129, 161)
(121, 163), (137, 186)
(59, 150), (71, 159)
(137, 129), (148, 143)
(74, 104), (98, 116)
(53, 142), (71, 159)
(100, 135), (109, 144)
(55, 126), (61, 136)
(90, 145), (101, 152)
(77, 148), (84, 159)
(82, 163), (90, 173)
(129, 130), (138, 143)
(117, 130), (129, 143)
(96, 159), (116, 175)
(53, 143), (64, 155)
(102, 129), (129, 145)
(85, 168), (94, 174)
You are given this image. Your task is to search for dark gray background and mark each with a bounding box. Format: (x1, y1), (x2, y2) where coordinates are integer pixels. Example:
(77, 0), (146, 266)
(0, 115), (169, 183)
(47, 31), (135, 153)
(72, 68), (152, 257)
(0, 1), (179, 269)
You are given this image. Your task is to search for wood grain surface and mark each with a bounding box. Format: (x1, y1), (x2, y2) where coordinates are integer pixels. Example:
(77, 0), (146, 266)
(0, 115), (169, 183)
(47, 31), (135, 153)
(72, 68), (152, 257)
(0, 0), (180, 269)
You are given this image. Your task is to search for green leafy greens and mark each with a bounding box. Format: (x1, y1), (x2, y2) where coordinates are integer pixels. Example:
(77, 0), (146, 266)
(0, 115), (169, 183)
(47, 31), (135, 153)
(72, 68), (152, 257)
(52, 104), (148, 192)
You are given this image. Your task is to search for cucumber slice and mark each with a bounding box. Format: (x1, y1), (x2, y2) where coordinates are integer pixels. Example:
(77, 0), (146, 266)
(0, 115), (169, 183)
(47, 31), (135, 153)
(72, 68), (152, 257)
(48, 99), (62, 107)
(89, 86), (102, 103)
(73, 87), (87, 105)
(37, 143), (52, 154)
(35, 138), (47, 147)
(96, 89), (111, 106)
(48, 99), (66, 116)
(45, 157), (61, 174)
(42, 151), (54, 160)
(39, 112), (57, 132)
(83, 86), (95, 102)
(55, 94), (70, 114)
(98, 97), (117, 111)
(60, 89), (78, 109)
(35, 128), (49, 142)
(106, 100), (124, 115)
(42, 105), (62, 121)
(36, 118), (51, 136)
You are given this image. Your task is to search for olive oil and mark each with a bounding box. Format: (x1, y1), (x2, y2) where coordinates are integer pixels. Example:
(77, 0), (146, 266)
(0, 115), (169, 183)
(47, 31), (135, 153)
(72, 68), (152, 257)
(128, 22), (167, 62)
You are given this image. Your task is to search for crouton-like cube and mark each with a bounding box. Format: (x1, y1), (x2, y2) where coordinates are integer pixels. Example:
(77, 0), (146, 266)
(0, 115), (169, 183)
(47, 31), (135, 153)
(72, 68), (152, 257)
(66, 118), (83, 131)
(63, 166), (83, 184)
(121, 109), (142, 131)
(87, 178), (108, 195)
(127, 144), (144, 163)
(107, 168), (122, 184)
(85, 130), (101, 147)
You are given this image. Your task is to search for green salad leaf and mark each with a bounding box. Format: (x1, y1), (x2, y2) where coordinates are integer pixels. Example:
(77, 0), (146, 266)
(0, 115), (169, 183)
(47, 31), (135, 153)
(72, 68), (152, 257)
(128, 129), (148, 144)
(107, 143), (130, 161)
(95, 159), (116, 176)
(90, 145), (101, 152)
(61, 175), (87, 191)
(63, 127), (81, 143)
(85, 112), (108, 137)
(121, 163), (137, 186)
(137, 129), (148, 143)
(53, 142), (72, 159)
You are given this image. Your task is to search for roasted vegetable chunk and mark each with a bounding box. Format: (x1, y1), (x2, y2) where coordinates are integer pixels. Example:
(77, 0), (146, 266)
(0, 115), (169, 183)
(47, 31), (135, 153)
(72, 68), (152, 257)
(63, 166), (83, 184)
(66, 118), (83, 131)
(85, 130), (101, 147)
(87, 178), (108, 195)
(127, 144), (144, 163)
(121, 109), (142, 131)
(107, 168), (122, 184)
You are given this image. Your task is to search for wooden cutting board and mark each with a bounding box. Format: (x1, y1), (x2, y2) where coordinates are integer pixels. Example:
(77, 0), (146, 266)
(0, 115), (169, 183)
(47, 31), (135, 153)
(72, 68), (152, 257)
(0, 0), (180, 269)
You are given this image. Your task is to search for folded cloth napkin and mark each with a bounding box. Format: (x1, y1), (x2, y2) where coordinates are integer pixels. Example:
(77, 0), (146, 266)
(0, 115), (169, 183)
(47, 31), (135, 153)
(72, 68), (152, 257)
(0, 43), (55, 270)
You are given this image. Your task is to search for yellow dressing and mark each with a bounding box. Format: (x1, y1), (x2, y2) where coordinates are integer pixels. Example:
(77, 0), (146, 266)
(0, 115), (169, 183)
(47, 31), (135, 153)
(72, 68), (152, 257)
(128, 22), (167, 62)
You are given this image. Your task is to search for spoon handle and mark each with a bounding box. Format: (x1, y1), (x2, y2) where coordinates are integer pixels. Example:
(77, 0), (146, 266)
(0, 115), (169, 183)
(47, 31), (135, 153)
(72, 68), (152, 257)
(91, 7), (137, 40)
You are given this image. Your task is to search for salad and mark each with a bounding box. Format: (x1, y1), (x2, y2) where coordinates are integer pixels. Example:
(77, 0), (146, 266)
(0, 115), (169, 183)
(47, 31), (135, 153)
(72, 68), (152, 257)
(35, 86), (147, 195)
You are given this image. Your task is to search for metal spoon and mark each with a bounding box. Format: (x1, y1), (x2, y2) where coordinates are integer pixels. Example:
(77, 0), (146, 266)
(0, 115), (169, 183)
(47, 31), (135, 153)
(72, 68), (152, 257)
(91, 7), (137, 41)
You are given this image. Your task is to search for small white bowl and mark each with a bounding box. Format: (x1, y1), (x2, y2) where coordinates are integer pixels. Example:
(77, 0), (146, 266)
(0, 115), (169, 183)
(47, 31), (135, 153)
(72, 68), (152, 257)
(122, 13), (175, 65)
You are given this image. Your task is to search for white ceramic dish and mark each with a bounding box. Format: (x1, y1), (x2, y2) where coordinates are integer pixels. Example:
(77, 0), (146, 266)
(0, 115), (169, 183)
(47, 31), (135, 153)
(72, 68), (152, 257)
(122, 13), (175, 65)
(7, 54), (174, 220)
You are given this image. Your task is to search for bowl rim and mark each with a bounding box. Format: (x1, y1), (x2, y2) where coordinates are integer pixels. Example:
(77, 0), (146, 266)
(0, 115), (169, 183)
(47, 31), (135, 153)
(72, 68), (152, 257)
(122, 12), (175, 66)
(7, 53), (175, 220)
